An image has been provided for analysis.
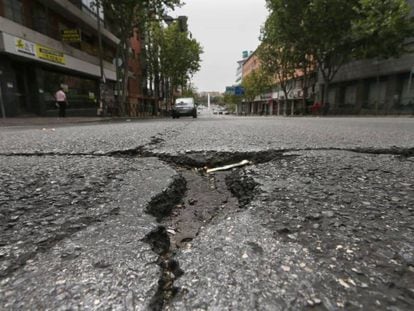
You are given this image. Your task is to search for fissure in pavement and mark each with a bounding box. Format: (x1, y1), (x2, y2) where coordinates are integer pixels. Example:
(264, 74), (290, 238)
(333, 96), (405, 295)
(2, 138), (413, 309)
(141, 157), (264, 310)
(137, 144), (312, 310)
(1, 146), (413, 159)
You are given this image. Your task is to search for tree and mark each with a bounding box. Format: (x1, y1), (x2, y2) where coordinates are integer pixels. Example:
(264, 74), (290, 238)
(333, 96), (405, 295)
(352, 0), (414, 113)
(223, 93), (241, 113)
(242, 69), (271, 102)
(158, 22), (203, 103)
(264, 0), (358, 104)
(241, 68), (272, 115)
(352, 0), (414, 60)
(93, 0), (182, 114)
(263, 0), (414, 105)
(144, 20), (164, 110)
(261, 0), (317, 113)
(304, 0), (360, 103)
(258, 42), (299, 115)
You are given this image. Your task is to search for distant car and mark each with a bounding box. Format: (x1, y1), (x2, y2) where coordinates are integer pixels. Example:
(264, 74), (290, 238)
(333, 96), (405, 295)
(172, 98), (197, 119)
(217, 107), (228, 115)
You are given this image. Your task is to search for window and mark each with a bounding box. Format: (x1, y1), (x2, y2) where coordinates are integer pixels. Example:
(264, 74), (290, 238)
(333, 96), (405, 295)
(4, 0), (23, 24)
(43, 70), (98, 110)
(32, 3), (48, 35)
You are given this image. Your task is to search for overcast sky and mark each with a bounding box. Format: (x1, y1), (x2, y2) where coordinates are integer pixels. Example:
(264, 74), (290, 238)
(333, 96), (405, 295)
(172, 0), (268, 93)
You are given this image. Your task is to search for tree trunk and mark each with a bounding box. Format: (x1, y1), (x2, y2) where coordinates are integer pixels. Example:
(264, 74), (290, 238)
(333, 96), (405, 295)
(282, 87), (289, 116)
(323, 80), (330, 106)
(118, 34), (130, 116)
(301, 91), (307, 115)
(121, 51), (129, 116)
(375, 62), (380, 115)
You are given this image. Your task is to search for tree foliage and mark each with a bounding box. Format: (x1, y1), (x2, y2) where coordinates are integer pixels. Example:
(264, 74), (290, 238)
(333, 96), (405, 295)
(223, 93), (241, 112)
(260, 1), (315, 113)
(158, 22), (203, 99)
(241, 68), (271, 102)
(258, 43), (298, 103)
(93, 0), (182, 113)
(352, 0), (414, 59)
(261, 0), (414, 103)
(181, 85), (199, 99)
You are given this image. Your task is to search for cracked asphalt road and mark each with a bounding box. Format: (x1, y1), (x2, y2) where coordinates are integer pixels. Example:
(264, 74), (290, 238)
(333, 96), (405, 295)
(0, 115), (413, 310)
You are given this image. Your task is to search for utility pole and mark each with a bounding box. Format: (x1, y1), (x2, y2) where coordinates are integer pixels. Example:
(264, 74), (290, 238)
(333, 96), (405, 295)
(96, 0), (105, 116)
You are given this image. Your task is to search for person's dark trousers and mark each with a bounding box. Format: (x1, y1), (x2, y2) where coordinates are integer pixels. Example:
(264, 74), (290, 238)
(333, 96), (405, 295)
(58, 102), (66, 117)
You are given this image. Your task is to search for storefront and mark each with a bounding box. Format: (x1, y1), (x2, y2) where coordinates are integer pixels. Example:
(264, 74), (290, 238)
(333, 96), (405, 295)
(0, 32), (116, 117)
(41, 68), (99, 116)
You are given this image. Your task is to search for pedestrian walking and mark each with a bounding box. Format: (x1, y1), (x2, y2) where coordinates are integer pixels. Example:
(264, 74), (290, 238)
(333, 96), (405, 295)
(55, 87), (68, 118)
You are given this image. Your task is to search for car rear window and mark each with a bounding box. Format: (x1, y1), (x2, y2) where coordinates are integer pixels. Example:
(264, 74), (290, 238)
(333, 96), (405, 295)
(176, 101), (193, 107)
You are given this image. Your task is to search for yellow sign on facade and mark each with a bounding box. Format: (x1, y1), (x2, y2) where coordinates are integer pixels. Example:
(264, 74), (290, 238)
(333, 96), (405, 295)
(36, 45), (65, 64)
(62, 29), (82, 42)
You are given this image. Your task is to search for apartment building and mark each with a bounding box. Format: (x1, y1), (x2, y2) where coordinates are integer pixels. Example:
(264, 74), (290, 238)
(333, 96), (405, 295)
(0, 0), (119, 117)
(241, 49), (317, 116)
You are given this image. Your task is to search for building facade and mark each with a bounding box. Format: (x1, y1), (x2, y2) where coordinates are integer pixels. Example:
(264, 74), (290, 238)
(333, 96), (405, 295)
(240, 50), (317, 116)
(237, 0), (414, 116)
(323, 47), (414, 115)
(317, 0), (414, 115)
(0, 0), (119, 117)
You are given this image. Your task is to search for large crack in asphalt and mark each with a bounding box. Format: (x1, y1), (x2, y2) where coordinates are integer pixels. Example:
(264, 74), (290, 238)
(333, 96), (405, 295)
(1, 132), (413, 309)
(134, 145), (413, 310)
(141, 163), (263, 310)
(1, 146), (413, 159)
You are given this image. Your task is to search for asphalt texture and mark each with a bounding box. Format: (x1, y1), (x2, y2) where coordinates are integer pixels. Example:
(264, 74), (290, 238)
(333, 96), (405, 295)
(0, 113), (413, 310)
(172, 150), (414, 310)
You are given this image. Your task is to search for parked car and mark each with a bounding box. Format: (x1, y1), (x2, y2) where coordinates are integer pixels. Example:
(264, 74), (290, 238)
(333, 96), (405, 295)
(172, 98), (197, 119)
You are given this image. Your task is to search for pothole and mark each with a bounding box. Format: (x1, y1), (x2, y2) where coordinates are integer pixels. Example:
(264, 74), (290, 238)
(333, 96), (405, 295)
(165, 169), (240, 250)
(156, 150), (293, 168)
(142, 154), (264, 310)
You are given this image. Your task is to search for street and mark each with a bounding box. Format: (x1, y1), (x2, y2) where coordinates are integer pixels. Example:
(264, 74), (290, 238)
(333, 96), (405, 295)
(0, 115), (413, 310)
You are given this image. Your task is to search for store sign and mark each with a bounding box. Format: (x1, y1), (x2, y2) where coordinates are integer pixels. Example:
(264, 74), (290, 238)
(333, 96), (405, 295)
(62, 29), (82, 42)
(36, 45), (65, 64)
(15, 38), (36, 56)
(13, 37), (66, 65)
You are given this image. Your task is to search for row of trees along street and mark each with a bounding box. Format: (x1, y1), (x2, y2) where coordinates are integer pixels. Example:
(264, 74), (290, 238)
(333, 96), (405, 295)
(238, 0), (414, 114)
(94, 0), (202, 115)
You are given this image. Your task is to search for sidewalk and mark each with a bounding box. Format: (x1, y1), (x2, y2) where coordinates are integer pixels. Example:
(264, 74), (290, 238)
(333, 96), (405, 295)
(0, 117), (112, 128)
(0, 115), (171, 128)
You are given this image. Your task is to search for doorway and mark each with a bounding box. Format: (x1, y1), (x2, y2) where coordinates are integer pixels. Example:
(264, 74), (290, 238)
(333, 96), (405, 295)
(12, 63), (31, 115)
